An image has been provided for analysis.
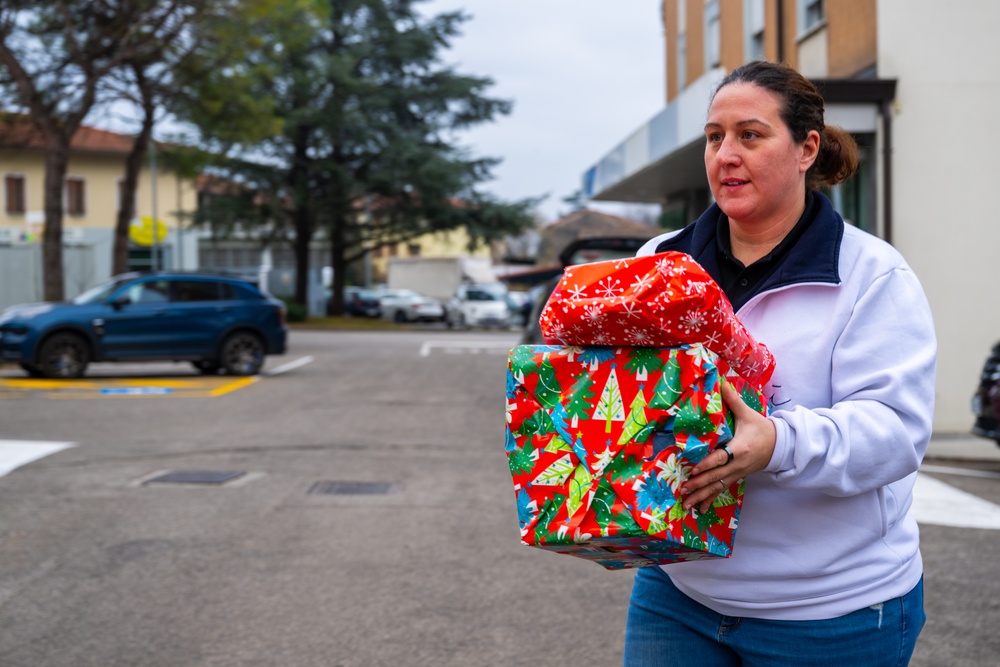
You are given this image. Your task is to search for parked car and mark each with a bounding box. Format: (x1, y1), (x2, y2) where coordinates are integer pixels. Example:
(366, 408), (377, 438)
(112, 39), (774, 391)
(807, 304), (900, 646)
(344, 287), (382, 318)
(972, 340), (1000, 446)
(378, 289), (445, 323)
(444, 283), (511, 329)
(521, 236), (653, 344)
(0, 272), (287, 378)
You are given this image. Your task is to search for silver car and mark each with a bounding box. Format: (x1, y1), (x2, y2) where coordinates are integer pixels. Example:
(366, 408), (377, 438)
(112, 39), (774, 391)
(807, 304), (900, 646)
(378, 289), (445, 323)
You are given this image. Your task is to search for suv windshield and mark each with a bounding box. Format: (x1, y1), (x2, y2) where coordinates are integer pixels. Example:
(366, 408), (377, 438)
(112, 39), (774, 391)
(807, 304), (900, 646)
(72, 277), (136, 305)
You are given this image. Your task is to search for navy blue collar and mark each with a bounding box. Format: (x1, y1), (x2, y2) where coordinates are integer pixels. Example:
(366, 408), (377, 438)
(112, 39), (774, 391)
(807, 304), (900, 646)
(655, 191), (843, 295)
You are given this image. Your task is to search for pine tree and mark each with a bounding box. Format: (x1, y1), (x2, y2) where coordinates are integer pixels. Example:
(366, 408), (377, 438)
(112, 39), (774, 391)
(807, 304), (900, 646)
(593, 367), (626, 434)
(625, 347), (664, 382)
(507, 440), (535, 476)
(534, 354), (562, 409)
(508, 346), (540, 383)
(674, 398), (716, 436)
(564, 373), (596, 428)
(604, 454), (645, 485)
(650, 353), (684, 409)
(618, 387), (655, 444)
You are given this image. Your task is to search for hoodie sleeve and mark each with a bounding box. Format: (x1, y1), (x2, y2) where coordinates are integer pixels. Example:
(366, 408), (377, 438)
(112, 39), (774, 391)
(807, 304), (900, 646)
(764, 265), (938, 496)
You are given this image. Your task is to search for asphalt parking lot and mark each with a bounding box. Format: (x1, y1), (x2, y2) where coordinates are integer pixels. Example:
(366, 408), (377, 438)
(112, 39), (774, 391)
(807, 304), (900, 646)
(1, 329), (999, 666)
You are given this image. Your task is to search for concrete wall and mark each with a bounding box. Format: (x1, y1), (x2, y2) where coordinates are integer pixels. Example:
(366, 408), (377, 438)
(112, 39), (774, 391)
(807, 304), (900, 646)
(879, 0), (1000, 431)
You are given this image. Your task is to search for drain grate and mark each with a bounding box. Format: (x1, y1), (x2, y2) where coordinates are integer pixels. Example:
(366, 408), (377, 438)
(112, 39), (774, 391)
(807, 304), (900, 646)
(308, 481), (399, 496)
(144, 470), (247, 485)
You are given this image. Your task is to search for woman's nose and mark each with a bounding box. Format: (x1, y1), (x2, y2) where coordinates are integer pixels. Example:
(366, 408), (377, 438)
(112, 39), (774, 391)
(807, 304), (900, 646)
(715, 136), (741, 165)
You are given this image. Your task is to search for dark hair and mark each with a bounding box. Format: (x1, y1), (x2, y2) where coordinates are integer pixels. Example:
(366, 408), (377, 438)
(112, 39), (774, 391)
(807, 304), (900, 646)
(714, 60), (859, 189)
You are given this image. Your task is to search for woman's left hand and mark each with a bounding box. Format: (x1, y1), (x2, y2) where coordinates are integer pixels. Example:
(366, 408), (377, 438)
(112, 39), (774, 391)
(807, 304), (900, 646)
(682, 380), (777, 513)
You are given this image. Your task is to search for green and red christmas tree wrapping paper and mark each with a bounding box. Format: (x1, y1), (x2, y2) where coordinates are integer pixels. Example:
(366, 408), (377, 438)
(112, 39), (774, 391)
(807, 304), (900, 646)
(505, 344), (769, 570)
(538, 251), (775, 391)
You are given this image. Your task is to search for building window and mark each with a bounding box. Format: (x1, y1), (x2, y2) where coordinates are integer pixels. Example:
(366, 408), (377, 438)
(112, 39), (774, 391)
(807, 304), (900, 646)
(744, 0), (765, 61)
(676, 0), (687, 90)
(704, 0), (720, 69)
(65, 176), (86, 216)
(407, 244), (420, 257)
(798, 0), (825, 35)
(4, 174), (25, 215)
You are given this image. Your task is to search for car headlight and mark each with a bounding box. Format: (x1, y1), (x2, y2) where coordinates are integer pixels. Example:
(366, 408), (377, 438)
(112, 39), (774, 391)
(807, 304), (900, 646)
(0, 303), (53, 323)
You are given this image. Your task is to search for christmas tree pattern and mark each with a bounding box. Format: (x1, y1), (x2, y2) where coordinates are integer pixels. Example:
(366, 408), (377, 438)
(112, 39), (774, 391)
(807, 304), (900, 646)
(504, 343), (766, 569)
(625, 347), (664, 381)
(578, 347), (615, 371)
(564, 373), (596, 428)
(593, 366), (625, 433)
(508, 345), (540, 384)
(534, 354), (562, 409)
(650, 352), (683, 409)
(673, 397), (717, 436)
(508, 440), (536, 476)
(618, 385), (657, 445)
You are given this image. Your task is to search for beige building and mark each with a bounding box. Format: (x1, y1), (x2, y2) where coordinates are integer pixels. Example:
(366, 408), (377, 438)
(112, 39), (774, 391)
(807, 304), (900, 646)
(584, 0), (1000, 433)
(0, 116), (200, 281)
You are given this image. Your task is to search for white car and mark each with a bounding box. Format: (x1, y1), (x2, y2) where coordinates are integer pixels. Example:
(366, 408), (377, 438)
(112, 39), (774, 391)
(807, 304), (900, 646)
(445, 283), (511, 329)
(378, 289), (445, 323)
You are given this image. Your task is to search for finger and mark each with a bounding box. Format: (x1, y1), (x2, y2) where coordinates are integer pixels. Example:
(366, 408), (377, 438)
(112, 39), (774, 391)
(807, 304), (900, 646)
(690, 444), (731, 476)
(720, 379), (749, 417)
(683, 471), (729, 511)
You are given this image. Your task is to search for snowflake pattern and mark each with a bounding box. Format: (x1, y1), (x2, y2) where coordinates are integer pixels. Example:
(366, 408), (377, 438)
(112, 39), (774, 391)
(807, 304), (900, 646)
(596, 277), (623, 300)
(537, 250), (775, 389)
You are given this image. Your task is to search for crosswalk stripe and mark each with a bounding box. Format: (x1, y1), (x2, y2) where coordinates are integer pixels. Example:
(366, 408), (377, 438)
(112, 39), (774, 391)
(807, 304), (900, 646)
(0, 440), (75, 477)
(911, 473), (1000, 530)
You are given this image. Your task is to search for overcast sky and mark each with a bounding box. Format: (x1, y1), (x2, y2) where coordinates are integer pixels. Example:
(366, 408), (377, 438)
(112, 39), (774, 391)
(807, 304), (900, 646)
(418, 0), (666, 222)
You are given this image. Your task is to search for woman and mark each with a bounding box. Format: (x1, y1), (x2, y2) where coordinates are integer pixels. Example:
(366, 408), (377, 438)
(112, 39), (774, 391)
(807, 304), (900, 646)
(625, 61), (937, 666)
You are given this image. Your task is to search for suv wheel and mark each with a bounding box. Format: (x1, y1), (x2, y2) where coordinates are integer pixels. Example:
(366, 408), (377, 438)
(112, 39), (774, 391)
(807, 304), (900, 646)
(219, 332), (265, 376)
(192, 360), (221, 375)
(19, 362), (44, 377)
(393, 310), (408, 324)
(37, 333), (90, 378)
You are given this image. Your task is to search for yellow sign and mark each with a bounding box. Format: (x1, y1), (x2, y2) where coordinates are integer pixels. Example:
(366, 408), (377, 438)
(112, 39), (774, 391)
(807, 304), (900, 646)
(129, 217), (168, 246)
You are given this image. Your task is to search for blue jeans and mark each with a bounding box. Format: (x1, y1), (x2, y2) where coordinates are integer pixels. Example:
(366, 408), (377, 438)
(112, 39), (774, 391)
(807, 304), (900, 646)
(623, 567), (925, 666)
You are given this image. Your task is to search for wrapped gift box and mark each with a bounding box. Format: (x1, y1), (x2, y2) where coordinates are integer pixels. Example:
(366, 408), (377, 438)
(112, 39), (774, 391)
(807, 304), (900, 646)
(539, 251), (775, 390)
(506, 344), (769, 570)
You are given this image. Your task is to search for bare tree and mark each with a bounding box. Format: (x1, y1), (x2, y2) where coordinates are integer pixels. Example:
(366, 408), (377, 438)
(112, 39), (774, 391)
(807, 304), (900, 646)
(0, 2), (197, 298)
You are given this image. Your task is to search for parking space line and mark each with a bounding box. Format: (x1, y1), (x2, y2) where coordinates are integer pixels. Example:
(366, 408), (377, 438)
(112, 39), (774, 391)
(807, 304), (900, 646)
(419, 340), (515, 357)
(0, 376), (258, 399)
(263, 356), (314, 376)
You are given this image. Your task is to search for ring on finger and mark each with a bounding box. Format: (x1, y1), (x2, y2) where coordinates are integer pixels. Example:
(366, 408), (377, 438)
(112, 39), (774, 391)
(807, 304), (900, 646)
(718, 443), (734, 464)
(718, 479), (726, 491)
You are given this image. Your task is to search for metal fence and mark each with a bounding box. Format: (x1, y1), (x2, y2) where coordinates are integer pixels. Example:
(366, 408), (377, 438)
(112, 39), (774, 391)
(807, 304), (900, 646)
(0, 244), (97, 310)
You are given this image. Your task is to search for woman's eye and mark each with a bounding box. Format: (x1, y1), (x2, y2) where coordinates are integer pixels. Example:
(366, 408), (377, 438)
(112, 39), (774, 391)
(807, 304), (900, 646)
(707, 132), (723, 142)
(742, 130), (757, 140)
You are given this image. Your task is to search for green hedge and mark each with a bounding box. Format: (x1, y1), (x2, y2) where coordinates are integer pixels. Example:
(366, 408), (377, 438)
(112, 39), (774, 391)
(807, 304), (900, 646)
(279, 297), (309, 322)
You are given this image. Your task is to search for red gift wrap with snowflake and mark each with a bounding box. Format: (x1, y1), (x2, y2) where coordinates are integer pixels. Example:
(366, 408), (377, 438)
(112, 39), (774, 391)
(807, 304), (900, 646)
(505, 344), (769, 570)
(539, 251), (775, 391)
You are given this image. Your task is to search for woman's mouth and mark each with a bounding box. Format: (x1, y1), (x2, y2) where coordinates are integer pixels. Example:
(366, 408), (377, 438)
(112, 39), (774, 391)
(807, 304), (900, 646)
(722, 178), (749, 187)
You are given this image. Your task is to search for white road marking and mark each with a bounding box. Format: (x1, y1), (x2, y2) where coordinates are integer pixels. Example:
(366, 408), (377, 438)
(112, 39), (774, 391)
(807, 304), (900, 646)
(911, 473), (1000, 530)
(420, 340), (514, 357)
(0, 440), (76, 478)
(263, 356), (315, 376)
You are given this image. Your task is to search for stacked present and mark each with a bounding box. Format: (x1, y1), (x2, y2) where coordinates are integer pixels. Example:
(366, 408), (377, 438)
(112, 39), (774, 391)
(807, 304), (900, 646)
(504, 252), (773, 570)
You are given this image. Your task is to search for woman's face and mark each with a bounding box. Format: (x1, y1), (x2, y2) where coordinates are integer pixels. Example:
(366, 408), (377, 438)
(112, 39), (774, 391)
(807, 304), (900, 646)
(704, 82), (819, 229)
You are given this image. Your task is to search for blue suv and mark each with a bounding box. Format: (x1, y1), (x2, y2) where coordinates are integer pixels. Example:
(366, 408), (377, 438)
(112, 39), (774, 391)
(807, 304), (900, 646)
(0, 272), (287, 378)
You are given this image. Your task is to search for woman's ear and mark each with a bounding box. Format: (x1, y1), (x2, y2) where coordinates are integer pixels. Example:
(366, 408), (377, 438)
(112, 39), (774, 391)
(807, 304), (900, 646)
(799, 130), (821, 173)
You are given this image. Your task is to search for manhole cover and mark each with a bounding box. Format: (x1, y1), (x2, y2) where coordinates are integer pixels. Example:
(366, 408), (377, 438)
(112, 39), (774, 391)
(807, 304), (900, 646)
(144, 470), (247, 485)
(308, 481), (399, 496)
